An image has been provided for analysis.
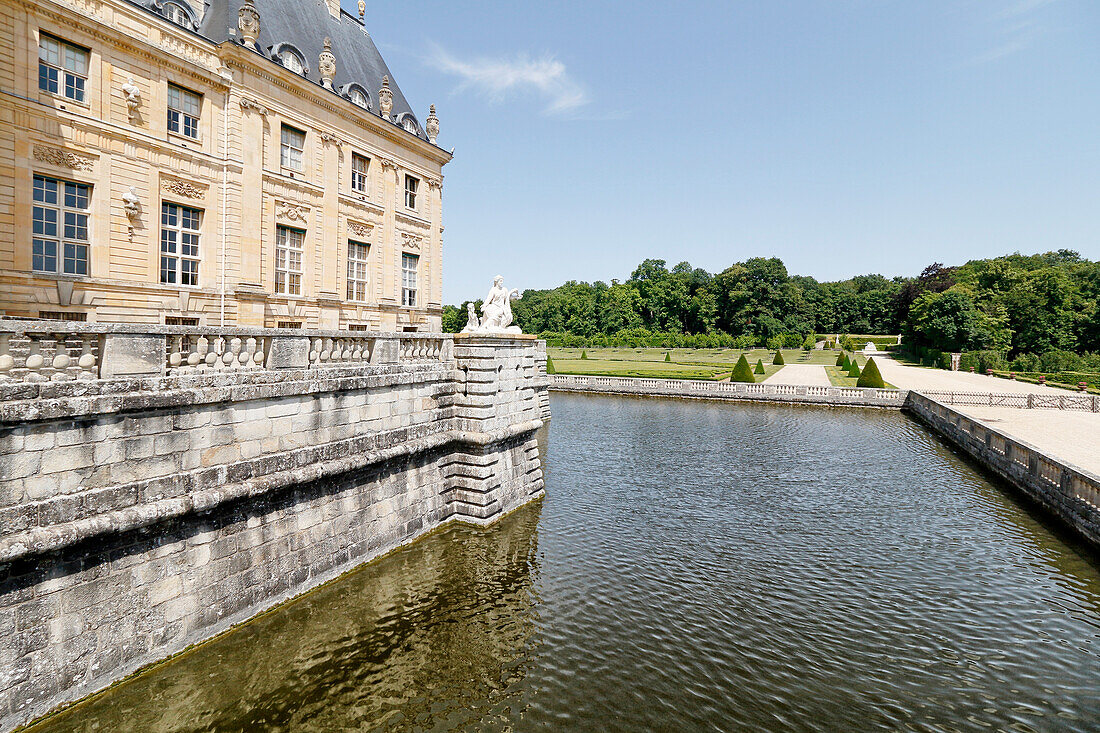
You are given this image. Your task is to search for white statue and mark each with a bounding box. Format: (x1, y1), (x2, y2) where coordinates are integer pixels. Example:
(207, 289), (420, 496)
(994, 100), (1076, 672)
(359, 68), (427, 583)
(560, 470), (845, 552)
(460, 302), (480, 333)
(122, 77), (141, 121)
(475, 276), (522, 334)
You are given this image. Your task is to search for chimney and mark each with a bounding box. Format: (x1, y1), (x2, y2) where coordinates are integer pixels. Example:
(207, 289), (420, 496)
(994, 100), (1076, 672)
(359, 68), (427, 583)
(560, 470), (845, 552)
(325, 0), (340, 18)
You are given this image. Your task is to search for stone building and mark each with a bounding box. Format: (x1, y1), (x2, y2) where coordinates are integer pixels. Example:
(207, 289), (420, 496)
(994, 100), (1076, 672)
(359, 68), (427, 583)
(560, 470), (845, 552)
(0, 0), (451, 330)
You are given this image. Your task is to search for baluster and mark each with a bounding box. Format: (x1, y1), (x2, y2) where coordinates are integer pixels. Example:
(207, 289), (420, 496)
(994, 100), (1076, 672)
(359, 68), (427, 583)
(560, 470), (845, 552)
(225, 337), (241, 368)
(254, 337), (267, 368)
(190, 335), (205, 368)
(168, 335), (185, 371)
(24, 338), (45, 382)
(203, 336), (219, 369)
(241, 337), (256, 368)
(77, 335), (97, 379)
(0, 335), (12, 380)
(319, 338), (331, 363)
(51, 333), (72, 381)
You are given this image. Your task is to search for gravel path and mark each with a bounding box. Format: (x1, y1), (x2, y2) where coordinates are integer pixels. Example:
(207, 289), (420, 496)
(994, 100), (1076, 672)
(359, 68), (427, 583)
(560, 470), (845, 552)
(762, 364), (832, 386)
(872, 356), (1072, 395)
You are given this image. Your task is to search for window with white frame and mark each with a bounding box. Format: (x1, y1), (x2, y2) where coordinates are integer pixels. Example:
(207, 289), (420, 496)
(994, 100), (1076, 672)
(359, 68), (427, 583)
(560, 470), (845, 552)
(401, 253), (418, 307)
(350, 88), (369, 109)
(280, 125), (305, 171)
(347, 241), (370, 301)
(38, 34), (88, 103)
(33, 174), (90, 276)
(160, 202), (201, 285)
(404, 175), (419, 210)
(167, 83), (201, 139)
(351, 153), (370, 194)
(279, 49), (304, 74)
(275, 225), (303, 295)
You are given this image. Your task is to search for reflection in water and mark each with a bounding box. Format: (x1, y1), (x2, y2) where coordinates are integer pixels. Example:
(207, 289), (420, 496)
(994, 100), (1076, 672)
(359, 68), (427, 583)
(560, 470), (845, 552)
(32, 394), (1100, 732)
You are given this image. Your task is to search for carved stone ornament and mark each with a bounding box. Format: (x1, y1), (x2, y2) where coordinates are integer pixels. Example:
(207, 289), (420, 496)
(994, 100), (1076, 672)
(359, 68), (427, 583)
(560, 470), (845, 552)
(425, 176), (442, 190)
(347, 221), (374, 238)
(379, 156), (398, 172)
(33, 146), (93, 171)
(122, 77), (141, 122)
(162, 178), (207, 199)
(358, 0), (365, 19)
(319, 37), (336, 90)
(122, 187), (141, 221)
(275, 201), (310, 223)
(238, 0), (260, 50)
(425, 104), (439, 144)
(239, 97), (269, 116)
(319, 131), (342, 146)
(400, 232), (422, 250)
(378, 75), (393, 120)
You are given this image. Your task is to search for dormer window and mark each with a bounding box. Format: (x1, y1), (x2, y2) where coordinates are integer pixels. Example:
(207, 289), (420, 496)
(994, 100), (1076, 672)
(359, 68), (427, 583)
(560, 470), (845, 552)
(351, 89), (368, 109)
(161, 1), (196, 28)
(395, 113), (420, 136)
(403, 119), (417, 134)
(271, 44), (307, 76)
(281, 50), (303, 74)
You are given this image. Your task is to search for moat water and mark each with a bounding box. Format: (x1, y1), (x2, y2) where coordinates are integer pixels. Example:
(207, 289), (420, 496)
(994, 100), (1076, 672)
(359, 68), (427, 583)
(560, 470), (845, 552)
(30, 394), (1100, 732)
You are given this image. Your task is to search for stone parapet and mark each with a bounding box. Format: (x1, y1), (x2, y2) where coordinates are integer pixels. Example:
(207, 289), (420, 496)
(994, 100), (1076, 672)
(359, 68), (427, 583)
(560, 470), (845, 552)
(0, 330), (547, 731)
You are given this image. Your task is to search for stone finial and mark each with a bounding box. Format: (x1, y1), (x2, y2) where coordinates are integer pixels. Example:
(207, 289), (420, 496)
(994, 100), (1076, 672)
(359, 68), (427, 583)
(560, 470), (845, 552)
(319, 37), (336, 90)
(378, 75), (393, 120)
(238, 0), (260, 50)
(426, 104), (439, 144)
(358, 0), (365, 20)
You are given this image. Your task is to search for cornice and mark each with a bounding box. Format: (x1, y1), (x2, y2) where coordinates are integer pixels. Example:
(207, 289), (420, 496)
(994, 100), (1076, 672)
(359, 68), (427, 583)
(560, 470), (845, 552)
(24, 0), (228, 91)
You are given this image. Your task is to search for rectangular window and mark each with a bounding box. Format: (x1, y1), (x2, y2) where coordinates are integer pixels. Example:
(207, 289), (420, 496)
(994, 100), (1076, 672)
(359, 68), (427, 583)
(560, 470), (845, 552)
(346, 240), (370, 301)
(38, 311), (87, 322)
(280, 125), (305, 171)
(160, 202), (202, 285)
(277, 321), (302, 329)
(351, 153), (370, 194)
(164, 316), (199, 326)
(401, 252), (418, 307)
(348, 323), (371, 331)
(33, 174), (90, 275)
(275, 225), (303, 295)
(167, 83), (201, 139)
(38, 34), (88, 103)
(404, 175), (419, 209)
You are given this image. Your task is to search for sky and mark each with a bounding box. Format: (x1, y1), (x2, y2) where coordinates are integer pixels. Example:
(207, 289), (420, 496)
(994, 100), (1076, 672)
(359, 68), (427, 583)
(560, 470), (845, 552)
(348, 0), (1100, 303)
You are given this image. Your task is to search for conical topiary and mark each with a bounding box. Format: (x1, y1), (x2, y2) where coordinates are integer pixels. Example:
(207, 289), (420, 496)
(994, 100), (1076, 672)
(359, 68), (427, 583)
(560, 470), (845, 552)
(580, 350), (588, 360)
(730, 354), (756, 383)
(847, 359), (861, 378)
(857, 357), (885, 388)
(836, 353), (845, 367)
(665, 351), (671, 362)
(754, 359), (765, 375)
(773, 350), (785, 365)
(842, 353), (851, 370)
(546, 356), (556, 374)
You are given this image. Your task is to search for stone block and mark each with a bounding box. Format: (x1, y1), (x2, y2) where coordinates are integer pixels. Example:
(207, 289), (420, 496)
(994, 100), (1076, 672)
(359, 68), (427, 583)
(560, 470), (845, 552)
(265, 336), (310, 369)
(99, 334), (166, 379)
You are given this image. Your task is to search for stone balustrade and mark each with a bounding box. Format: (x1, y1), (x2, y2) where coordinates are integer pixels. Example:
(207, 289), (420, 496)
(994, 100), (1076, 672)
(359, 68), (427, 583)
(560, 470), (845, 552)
(0, 321), (453, 382)
(549, 374), (907, 408)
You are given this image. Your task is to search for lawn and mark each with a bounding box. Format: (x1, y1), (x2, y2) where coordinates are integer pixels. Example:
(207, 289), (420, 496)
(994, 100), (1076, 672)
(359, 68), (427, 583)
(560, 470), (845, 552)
(547, 347), (839, 381)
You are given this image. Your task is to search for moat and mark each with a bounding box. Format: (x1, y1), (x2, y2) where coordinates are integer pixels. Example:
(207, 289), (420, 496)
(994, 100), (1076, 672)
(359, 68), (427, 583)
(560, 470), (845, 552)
(29, 394), (1100, 732)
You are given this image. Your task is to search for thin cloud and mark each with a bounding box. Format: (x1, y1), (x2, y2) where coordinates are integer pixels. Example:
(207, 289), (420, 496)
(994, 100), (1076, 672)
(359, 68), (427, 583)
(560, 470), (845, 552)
(428, 45), (589, 115)
(972, 0), (1058, 63)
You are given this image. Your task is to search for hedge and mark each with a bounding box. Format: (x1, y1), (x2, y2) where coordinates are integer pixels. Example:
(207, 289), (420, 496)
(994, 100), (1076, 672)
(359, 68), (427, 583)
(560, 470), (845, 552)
(754, 359), (765, 375)
(772, 350), (785, 365)
(835, 353), (845, 367)
(731, 354), (756, 383)
(546, 356), (556, 374)
(856, 357), (885, 388)
(847, 360), (861, 377)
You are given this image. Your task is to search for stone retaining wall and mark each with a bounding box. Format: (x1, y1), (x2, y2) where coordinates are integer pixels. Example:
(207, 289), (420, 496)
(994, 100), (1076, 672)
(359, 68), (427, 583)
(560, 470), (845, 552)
(0, 330), (547, 732)
(905, 392), (1100, 549)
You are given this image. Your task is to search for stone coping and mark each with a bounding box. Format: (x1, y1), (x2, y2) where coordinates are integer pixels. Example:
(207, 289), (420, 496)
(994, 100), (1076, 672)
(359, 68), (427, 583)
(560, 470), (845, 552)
(0, 418), (546, 564)
(0, 320), (454, 339)
(0, 363), (454, 423)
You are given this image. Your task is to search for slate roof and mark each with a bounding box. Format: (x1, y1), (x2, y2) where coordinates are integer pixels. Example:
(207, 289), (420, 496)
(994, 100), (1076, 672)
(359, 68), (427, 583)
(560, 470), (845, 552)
(137, 0), (429, 142)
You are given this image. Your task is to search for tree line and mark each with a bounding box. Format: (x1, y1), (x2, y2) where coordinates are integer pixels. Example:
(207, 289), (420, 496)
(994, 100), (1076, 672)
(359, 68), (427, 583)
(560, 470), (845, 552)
(443, 251), (1100, 363)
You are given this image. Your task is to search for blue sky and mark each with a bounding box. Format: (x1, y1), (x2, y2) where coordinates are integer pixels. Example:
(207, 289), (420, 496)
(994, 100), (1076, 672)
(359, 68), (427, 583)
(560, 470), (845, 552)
(351, 0), (1100, 303)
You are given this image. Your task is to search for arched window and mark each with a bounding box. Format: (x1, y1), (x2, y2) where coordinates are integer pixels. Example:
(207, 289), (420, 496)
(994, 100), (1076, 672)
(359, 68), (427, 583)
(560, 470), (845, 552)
(351, 88), (369, 109)
(270, 44), (307, 75)
(341, 84), (372, 111)
(395, 113), (421, 136)
(158, 0), (196, 29)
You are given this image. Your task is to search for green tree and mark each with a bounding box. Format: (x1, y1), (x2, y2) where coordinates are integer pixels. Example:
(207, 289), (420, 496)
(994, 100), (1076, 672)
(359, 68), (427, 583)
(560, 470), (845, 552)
(772, 350), (785, 365)
(754, 359), (765, 375)
(848, 360), (861, 377)
(545, 356), (556, 374)
(835, 353), (845, 367)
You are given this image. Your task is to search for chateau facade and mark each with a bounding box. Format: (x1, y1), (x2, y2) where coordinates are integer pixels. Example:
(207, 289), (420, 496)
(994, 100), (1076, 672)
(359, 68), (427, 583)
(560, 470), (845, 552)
(0, 0), (450, 330)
